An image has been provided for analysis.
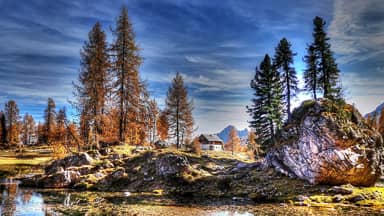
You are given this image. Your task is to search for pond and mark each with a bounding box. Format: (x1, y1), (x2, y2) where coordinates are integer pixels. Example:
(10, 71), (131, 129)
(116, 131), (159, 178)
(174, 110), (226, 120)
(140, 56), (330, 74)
(0, 179), (382, 216)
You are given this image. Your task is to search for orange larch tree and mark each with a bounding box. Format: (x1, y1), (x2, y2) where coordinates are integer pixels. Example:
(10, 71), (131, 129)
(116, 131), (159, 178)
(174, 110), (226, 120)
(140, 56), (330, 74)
(165, 73), (194, 149)
(157, 110), (169, 141)
(110, 5), (144, 144)
(225, 127), (240, 155)
(74, 22), (110, 147)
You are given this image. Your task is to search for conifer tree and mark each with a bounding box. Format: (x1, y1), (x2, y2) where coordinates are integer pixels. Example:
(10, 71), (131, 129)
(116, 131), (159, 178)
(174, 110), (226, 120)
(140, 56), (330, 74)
(111, 5), (144, 143)
(146, 99), (159, 144)
(74, 22), (110, 146)
(165, 73), (194, 149)
(311, 16), (342, 99)
(274, 38), (298, 119)
(247, 131), (262, 158)
(43, 98), (56, 144)
(5, 100), (20, 145)
(247, 54), (284, 151)
(225, 127), (240, 155)
(55, 108), (67, 143)
(303, 45), (319, 99)
(157, 110), (169, 141)
(0, 111), (6, 144)
(37, 122), (44, 144)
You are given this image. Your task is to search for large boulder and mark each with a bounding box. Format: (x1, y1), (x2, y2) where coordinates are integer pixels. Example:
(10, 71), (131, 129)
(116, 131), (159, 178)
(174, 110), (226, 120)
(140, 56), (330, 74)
(266, 99), (383, 186)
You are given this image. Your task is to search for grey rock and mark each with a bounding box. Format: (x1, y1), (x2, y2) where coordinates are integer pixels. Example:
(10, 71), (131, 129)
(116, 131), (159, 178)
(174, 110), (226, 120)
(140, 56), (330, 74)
(348, 194), (366, 202)
(266, 99), (383, 186)
(155, 154), (189, 177)
(328, 186), (353, 195)
(45, 153), (94, 175)
(295, 195), (309, 202)
(40, 170), (81, 188)
(333, 194), (343, 202)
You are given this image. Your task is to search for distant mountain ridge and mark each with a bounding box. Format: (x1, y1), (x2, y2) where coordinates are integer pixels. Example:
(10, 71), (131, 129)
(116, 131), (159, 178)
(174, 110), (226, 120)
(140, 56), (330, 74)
(216, 125), (248, 143)
(365, 102), (384, 120)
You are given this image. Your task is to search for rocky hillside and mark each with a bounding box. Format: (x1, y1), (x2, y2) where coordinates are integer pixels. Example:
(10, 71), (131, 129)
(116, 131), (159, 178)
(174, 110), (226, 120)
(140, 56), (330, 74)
(266, 99), (384, 186)
(21, 145), (384, 208)
(21, 147), (327, 201)
(19, 99), (384, 208)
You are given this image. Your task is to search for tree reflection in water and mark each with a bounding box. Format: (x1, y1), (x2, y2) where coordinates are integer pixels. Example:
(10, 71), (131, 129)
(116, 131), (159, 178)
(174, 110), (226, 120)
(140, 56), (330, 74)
(0, 179), (46, 216)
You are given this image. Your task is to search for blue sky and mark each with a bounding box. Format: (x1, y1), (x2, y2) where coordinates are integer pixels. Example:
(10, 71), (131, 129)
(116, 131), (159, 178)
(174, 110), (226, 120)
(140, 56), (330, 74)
(0, 0), (383, 134)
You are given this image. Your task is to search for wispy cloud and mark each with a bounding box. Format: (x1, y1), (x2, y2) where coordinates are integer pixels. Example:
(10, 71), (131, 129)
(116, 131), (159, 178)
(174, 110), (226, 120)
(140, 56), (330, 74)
(329, 0), (384, 63)
(5, 0), (382, 134)
(328, 0), (384, 115)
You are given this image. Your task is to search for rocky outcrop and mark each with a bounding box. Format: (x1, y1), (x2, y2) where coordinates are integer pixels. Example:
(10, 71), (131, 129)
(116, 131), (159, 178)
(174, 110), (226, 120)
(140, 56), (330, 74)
(22, 152), (98, 188)
(266, 99), (383, 186)
(156, 154), (189, 177)
(40, 170), (81, 188)
(45, 153), (94, 175)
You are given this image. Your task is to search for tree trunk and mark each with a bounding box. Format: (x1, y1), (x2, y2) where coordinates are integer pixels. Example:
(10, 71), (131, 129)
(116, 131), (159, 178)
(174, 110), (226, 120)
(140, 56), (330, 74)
(176, 99), (180, 149)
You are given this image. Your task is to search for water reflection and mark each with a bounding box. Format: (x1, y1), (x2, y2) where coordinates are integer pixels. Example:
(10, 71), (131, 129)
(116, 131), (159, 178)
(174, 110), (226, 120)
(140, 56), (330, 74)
(0, 179), (46, 216)
(0, 179), (380, 216)
(211, 211), (254, 216)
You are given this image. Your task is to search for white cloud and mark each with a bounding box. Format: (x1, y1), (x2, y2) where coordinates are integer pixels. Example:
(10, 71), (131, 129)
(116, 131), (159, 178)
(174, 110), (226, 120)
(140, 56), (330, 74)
(329, 0), (384, 63)
(182, 69), (251, 93)
(184, 55), (218, 65)
(194, 98), (249, 134)
(341, 72), (384, 114)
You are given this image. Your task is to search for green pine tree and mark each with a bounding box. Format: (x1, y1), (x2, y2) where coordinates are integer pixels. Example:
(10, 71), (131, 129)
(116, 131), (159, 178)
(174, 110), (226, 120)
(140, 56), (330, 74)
(312, 16), (342, 99)
(303, 45), (319, 99)
(247, 54), (284, 151)
(273, 38), (298, 120)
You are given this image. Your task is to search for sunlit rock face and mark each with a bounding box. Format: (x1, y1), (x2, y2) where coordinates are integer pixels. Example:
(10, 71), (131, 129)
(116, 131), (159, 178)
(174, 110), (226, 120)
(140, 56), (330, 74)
(266, 99), (383, 186)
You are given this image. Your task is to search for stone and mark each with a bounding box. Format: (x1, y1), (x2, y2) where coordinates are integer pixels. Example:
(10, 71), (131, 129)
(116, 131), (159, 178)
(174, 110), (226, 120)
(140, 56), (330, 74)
(295, 195), (309, 202)
(108, 153), (121, 160)
(333, 194), (343, 202)
(266, 99), (383, 186)
(67, 165), (95, 176)
(110, 167), (126, 179)
(45, 153), (94, 175)
(40, 170), (81, 188)
(347, 194), (366, 203)
(328, 186), (353, 195)
(155, 154), (189, 177)
(95, 167), (126, 189)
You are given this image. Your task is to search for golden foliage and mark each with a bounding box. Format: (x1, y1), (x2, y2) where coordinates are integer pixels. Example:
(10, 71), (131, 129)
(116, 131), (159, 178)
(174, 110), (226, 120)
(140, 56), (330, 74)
(157, 111), (169, 141)
(225, 127), (240, 154)
(191, 137), (201, 155)
(51, 142), (68, 159)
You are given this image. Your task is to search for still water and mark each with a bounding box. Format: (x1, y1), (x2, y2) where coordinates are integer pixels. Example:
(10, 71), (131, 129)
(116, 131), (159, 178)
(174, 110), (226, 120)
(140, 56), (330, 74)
(0, 179), (47, 216)
(0, 179), (381, 216)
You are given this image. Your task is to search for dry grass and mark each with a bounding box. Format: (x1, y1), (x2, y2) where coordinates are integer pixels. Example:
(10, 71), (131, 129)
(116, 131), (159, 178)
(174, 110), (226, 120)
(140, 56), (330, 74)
(0, 145), (54, 177)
